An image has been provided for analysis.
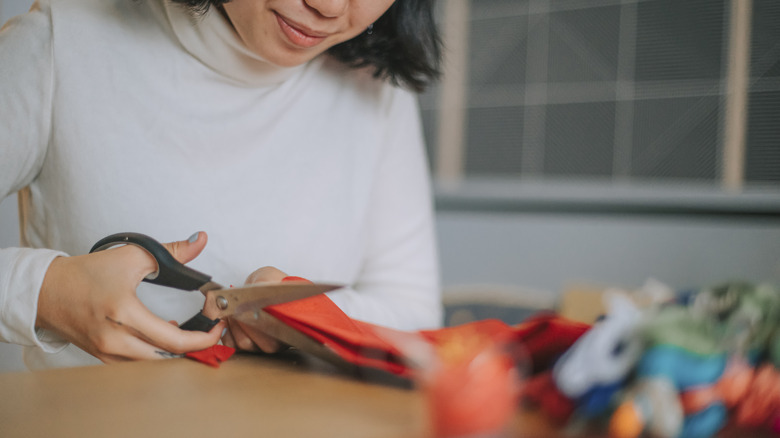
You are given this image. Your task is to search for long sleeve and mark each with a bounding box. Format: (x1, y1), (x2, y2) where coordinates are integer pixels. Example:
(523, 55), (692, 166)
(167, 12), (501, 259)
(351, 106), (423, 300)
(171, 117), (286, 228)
(0, 1), (68, 351)
(327, 87), (443, 331)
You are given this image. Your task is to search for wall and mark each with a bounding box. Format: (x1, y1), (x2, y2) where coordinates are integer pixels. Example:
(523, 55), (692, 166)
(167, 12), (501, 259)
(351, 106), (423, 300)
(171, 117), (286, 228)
(0, 0), (29, 24)
(437, 210), (780, 292)
(0, 195), (25, 372)
(1, 0), (32, 372)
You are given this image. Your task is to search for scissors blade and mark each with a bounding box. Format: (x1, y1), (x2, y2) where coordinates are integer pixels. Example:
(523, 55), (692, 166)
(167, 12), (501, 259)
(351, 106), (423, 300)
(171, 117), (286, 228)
(206, 282), (343, 319)
(233, 310), (354, 370)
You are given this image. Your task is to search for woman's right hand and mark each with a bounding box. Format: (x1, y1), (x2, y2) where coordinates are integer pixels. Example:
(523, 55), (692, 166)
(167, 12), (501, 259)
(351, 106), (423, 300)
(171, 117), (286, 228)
(34, 232), (225, 363)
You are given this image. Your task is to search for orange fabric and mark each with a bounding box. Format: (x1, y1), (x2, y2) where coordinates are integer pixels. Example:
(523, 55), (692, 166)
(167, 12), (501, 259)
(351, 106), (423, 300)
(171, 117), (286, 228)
(733, 364), (780, 428)
(427, 345), (521, 437)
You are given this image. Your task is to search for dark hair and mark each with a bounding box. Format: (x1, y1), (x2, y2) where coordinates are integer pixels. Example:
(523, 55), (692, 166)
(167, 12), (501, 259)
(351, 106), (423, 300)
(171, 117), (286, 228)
(170, 0), (442, 92)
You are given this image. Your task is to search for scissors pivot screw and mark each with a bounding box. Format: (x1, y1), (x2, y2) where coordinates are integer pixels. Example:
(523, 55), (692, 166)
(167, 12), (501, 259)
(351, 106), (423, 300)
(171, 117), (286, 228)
(216, 296), (229, 310)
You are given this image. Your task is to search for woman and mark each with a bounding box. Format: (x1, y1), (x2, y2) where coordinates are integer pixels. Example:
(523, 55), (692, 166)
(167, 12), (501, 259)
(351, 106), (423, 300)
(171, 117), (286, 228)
(0, 0), (442, 369)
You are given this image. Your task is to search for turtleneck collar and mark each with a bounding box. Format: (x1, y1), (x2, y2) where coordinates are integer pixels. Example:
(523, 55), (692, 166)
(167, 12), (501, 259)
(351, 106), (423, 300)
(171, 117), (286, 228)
(163, 1), (305, 87)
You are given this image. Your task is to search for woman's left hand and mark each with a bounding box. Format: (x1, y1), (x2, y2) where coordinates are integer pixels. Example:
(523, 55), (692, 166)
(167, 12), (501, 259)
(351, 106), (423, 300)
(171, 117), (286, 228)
(220, 266), (286, 353)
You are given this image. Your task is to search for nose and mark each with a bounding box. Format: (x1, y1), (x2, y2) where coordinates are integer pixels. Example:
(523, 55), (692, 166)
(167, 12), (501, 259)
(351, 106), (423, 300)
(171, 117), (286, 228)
(304, 0), (348, 18)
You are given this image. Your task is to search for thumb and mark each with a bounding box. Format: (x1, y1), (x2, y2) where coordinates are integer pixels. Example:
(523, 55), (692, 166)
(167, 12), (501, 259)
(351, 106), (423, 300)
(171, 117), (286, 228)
(162, 231), (208, 264)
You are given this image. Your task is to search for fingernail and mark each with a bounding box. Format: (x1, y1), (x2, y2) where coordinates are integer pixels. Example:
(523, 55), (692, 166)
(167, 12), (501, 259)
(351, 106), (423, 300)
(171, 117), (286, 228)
(188, 232), (199, 243)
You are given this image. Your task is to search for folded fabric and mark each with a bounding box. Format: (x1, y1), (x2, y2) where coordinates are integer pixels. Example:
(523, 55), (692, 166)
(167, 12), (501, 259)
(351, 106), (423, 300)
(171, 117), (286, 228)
(264, 278), (590, 377)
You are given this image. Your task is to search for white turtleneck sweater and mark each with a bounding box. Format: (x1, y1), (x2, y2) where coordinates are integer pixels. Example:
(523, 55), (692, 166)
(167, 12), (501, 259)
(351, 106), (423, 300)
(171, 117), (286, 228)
(0, 0), (441, 369)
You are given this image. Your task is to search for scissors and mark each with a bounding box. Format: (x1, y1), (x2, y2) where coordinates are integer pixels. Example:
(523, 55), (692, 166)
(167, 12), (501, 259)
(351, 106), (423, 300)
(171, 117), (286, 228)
(89, 232), (343, 332)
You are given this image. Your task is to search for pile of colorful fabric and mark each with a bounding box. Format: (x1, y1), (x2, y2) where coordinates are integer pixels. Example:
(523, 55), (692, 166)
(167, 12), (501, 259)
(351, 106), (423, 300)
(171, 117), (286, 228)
(185, 277), (779, 438)
(524, 282), (780, 438)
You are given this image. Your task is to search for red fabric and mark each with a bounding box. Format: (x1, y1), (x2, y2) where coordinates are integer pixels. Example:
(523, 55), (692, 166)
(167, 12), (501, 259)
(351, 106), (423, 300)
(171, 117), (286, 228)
(263, 276), (591, 377)
(185, 344), (236, 368)
(184, 275), (590, 373)
(523, 371), (576, 421)
(507, 313), (591, 373)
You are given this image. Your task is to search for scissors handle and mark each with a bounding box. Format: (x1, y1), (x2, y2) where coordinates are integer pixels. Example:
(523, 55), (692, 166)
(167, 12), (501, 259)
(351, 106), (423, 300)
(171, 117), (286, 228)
(89, 232), (212, 291)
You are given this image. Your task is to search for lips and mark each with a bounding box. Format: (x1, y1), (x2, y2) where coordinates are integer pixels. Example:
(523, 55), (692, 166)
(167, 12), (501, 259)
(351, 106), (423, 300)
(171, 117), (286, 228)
(275, 13), (328, 48)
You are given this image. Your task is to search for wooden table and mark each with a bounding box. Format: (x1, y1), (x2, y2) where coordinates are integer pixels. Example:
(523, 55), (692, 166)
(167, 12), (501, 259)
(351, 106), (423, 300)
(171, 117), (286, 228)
(0, 350), (571, 438)
(1, 352), (420, 438)
(0, 352), (765, 438)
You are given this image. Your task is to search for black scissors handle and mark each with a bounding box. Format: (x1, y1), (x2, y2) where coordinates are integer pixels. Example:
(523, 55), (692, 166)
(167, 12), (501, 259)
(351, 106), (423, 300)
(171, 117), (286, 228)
(90, 232), (212, 291)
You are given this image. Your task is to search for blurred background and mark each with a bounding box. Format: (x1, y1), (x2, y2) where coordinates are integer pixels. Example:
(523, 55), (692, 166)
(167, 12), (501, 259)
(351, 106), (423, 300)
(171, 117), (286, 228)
(2, 0), (779, 372)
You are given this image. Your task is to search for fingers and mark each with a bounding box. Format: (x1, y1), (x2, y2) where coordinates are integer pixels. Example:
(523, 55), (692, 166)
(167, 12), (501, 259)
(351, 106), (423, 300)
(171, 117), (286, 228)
(95, 335), (184, 364)
(72, 314), (193, 363)
(226, 318), (260, 352)
(104, 232), (209, 282)
(161, 231), (208, 264)
(245, 266), (288, 284)
(230, 266), (288, 353)
(221, 323), (237, 349)
(225, 317), (282, 353)
(237, 319), (282, 353)
(122, 300), (226, 354)
(96, 313), (224, 363)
